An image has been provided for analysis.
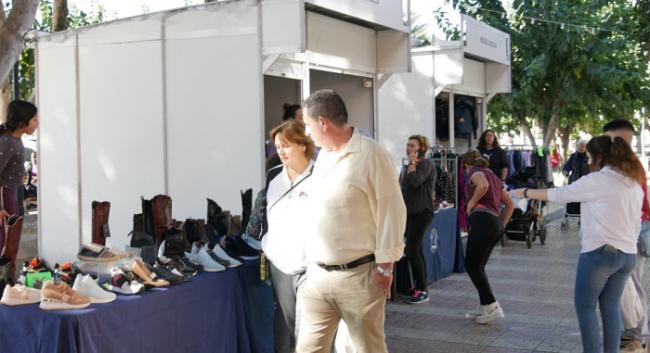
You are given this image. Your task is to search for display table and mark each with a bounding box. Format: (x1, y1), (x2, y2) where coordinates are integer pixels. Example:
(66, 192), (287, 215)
(0, 270), (252, 353)
(237, 260), (275, 353)
(423, 207), (464, 283)
(394, 207), (464, 296)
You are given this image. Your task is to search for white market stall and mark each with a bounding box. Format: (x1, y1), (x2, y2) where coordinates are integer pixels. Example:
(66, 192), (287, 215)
(378, 15), (511, 167)
(36, 0), (410, 263)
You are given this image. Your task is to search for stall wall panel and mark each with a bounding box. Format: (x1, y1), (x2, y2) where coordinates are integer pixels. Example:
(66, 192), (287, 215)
(305, 0), (408, 32)
(165, 3), (263, 219)
(453, 58), (485, 96)
(262, 0), (304, 54)
(310, 70), (373, 135)
(306, 12), (376, 74)
(77, 39), (165, 252)
(486, 62), (511, 94)
(378, 54), (434, 169)
(37, 39), (80, 264)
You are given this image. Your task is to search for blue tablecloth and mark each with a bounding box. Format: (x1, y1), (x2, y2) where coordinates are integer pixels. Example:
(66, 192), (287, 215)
(394, 207), (464, 295)
(423, 207), (464, 283)
(0, 270), (252, 353)
(237, 260), (275, 353)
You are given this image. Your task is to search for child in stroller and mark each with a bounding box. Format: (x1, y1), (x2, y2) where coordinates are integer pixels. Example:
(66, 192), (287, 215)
(503, 167), (548, 248)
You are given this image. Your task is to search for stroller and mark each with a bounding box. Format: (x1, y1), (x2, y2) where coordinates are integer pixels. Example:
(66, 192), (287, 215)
(561, 202), (580, 232)
(503, 167), (549, 248)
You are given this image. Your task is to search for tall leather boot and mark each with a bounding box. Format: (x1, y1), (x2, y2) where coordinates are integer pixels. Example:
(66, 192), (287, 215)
(2, 216), (24, 284)
(241, 189), (252, 232)
(151, 195), (172, 249)
(91, 201), (110, 245)
(207, 198), (228, 237)
(142, 197), (156, 243)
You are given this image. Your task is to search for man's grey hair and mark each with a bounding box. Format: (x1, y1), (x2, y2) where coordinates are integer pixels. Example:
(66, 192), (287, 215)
(303, 89), (348, 126)
(577, 139), (587, 146)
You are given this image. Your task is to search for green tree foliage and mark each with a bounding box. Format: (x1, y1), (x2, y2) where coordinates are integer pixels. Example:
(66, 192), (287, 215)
(14, 0), (106, 100)
(435, 1), (650, 152)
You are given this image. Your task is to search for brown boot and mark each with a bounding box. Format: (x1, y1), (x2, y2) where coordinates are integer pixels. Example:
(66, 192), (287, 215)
(2, 216), (24, 283)
(91, 201), (110, 246)
(151, 195), (172, 248)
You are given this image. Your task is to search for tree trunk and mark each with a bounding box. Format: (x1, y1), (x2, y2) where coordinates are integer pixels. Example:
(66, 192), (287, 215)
(53, 0), (69, 32)
(543, 110), (561, 148)
(557, 124), (573, 161)
(0, 1), (9, 122)
(518, 117), (537, 149)
(0, 0), (39, 86)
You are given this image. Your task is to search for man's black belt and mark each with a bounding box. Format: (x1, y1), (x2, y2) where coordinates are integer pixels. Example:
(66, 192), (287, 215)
(316, 254), (375, 271)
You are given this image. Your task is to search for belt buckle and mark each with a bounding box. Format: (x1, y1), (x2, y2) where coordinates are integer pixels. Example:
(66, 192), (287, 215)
(340, 263), (348, 270)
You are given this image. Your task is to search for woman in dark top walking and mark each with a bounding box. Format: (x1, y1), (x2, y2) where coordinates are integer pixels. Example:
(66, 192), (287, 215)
(477, 129), (508, 181)
(400, 135), (436, 304)
(463, 150), (515, 324)
(0, 100), (39, 252)
(563, 139), (589, 184)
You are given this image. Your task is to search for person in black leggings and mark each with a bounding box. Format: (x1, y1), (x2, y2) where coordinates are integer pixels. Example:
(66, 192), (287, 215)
(401, 135), (436, 304)
(462, 150), (514, 324)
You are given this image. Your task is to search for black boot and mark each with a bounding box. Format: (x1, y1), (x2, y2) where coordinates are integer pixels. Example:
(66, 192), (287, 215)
(240, 189), (253, 233)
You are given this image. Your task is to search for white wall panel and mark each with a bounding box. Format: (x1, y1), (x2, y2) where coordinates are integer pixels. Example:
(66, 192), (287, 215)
(305, 0), (408, 32)
(378, 54), (434, 170)
(306, 12), (376, 74)
(165, 2), (263, 219)
(37, 37), (80, 264)
(262, 0), (304, 54)
(78, 23), (165, 251)
(453, 58), (485, 96)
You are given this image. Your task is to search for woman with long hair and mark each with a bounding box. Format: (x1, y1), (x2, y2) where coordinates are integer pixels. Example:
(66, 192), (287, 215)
(400, 135), (436, 304)
(514, 135), (644, 353)
(477, 129), (508, 181)
(463, 150), (515, 324)
(0, 100), (38, 251)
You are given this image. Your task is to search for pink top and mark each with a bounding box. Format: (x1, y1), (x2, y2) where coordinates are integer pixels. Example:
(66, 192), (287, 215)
(466, 167), (504, 216)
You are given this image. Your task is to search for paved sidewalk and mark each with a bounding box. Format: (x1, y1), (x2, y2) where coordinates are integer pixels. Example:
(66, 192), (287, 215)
(385, 213), (650, 353)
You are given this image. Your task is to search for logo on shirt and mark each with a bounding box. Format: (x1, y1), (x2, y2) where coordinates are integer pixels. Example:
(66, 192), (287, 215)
(298, 191), (308, 200)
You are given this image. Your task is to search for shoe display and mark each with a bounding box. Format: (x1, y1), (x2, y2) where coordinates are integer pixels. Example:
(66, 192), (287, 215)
(1, 284), (41, 306)
(39, 280), (91, 310)
(72, 275), (116, 304)
(475, 301), (505, 324)
(102, 268), (145, 295)
(184, 246), (225, 273)
(77, 243), (119, 262)
(208, 243), (242, 268)
(406, 290), (429, 304)
(150, 265), (189, 284)
(157, 256), (198, 277)
(130, 259), (169, 288)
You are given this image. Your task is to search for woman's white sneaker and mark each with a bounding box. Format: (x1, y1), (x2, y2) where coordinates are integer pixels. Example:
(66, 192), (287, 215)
(0, 284), (41, 306)
(475, 301), (504, 324)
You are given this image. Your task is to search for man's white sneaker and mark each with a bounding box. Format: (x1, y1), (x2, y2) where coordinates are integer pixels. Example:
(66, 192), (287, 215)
(73, 275), (117, 304)
(0, 284), (41, 306)
(475, 302), (504, 324)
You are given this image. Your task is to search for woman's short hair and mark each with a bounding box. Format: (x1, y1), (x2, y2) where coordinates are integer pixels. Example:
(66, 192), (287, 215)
(408, 135), (429, 153)
(269, 120), (315, 159)
(462, 150), (490, 168)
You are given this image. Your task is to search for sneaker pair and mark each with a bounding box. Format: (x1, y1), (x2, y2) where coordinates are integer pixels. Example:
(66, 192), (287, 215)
(102, 268), (145, 295)
(185, 243), (227, 272)
(1, 284), (41, 306)
(73, 274), (116, 303)
(40, 280), (92, 310)
(406, 290), (429, 304)
(465, 301), (505, 324)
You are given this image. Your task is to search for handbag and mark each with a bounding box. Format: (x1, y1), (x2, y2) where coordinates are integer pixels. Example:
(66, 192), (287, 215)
(621, 277), (644, 329)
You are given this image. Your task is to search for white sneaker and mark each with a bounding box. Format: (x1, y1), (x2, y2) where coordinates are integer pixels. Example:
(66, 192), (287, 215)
(475, 302), (505, 324)
(210, 244), (242, 268)
(465, 307), (482, 319)
(185, 245), (225, 272)
(73, 275), (117, 304)
(1, 284), (41, 306)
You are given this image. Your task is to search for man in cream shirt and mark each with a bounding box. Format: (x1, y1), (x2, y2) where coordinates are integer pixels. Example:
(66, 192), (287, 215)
(297, 89), (406, 353)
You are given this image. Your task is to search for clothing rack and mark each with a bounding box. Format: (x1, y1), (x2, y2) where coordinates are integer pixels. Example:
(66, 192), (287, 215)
(430, 156), (459, 207)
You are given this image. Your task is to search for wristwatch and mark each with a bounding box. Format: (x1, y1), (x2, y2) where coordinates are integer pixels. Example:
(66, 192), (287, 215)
(376, 266), (393, 277)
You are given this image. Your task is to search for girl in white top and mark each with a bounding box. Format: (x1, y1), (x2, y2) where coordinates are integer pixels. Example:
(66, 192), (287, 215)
(514, 136), (644, 353)
(262, 120), (315, 352)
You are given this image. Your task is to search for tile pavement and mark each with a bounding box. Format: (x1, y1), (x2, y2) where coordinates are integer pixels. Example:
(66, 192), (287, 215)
(385, 216), (650, 353)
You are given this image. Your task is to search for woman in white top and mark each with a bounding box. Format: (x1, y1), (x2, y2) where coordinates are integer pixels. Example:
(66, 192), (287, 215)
(263, 120), (315, 353)
(514, 136), (645, 353)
